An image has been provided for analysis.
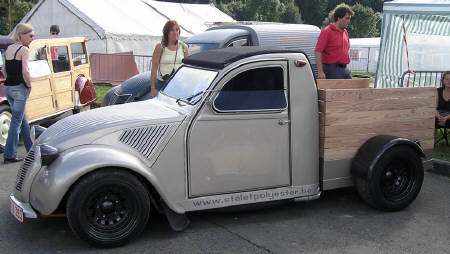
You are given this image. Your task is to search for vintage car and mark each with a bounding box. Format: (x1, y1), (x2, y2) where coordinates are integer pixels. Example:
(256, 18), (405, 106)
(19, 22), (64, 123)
(102, 23), (320, 106)
(9, 47), (435, 248)
(0, 37), (97, 150)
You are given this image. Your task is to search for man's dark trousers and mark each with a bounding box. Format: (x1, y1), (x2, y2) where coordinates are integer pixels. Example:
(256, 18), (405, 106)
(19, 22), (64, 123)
(323, 63), (352, 79)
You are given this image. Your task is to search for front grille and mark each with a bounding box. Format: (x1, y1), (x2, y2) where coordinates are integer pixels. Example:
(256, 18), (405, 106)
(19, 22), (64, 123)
(15, 148), (36, 192)
(119, 125), (170, 159)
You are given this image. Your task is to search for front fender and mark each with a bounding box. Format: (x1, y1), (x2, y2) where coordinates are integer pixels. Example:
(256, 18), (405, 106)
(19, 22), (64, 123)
(29, 145), (182, 215)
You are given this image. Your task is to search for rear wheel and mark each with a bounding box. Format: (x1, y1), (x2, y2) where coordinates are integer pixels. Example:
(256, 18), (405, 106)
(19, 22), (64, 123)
(0, 104), (12, 152)
(355, 146), (424, 211)
(66, 169), (150, 248)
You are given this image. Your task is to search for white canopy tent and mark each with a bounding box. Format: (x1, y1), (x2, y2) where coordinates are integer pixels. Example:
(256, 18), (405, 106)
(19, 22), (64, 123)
(376, 0), (450, 88)
(349, 37), (380, 73)
(12, 0), (234, 55)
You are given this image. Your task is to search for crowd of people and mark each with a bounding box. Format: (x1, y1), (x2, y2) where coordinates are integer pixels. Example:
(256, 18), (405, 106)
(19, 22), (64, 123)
(1, 8), (449, 163)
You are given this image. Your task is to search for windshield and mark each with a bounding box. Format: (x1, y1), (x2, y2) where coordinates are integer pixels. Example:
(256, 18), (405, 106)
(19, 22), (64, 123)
(187, 43), (220, 55)
(161, 66), (217, 104)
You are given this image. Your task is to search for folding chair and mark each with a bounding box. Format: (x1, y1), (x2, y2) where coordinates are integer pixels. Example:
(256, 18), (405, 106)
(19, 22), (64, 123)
(436, 127), (449, 147)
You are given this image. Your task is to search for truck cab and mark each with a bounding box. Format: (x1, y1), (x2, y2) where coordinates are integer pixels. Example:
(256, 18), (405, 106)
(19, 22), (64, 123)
(9, 47), (433, 248)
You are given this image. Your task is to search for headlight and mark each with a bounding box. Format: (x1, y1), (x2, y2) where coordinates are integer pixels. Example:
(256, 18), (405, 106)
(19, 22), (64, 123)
(31, 125), (47, 141)
(39, 144), (58, 166)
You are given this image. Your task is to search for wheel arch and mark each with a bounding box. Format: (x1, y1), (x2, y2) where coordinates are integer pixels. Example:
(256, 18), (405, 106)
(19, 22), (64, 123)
(30, 146), (181, 216)
(351, 135), (425, 180)
(58, 166), (164, 215)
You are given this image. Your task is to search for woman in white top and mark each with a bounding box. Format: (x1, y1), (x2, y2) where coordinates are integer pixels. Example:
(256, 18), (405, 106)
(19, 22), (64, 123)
(150, 20), (189, 98)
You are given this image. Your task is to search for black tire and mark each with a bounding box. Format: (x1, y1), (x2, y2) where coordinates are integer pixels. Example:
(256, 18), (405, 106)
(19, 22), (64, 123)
(0, 104), (12, 153)
(355, 146), (424, 211)
(66, 169), (150, 248)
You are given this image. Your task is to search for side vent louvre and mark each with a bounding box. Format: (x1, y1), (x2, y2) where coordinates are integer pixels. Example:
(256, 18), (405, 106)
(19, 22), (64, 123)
(119, 125), (170, 159)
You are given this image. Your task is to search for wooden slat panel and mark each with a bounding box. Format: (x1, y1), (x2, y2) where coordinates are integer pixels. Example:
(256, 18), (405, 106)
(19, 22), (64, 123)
(53, 74), (72, 92)
(320, 129), (435, 149)
(55, 91), (74, 110)
(29, 78), (53, 98)
(320, 118), (434, 138)
(25, 96), (55, 120)
(321, 139), (434, 160)
(319, 87), (436, 102)
(322, 96), (436, 113)
(317, 79), (369, 89)
(322, 108), (435, 126)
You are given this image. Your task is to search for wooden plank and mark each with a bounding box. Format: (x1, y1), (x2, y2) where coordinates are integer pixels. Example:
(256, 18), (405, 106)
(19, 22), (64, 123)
(321, 139), (434, 160)
(55, 91), (74, 110)
(320, 128), (435, 149)
(319, 87), (436, 102)
(25, 96), (55, 120)
(29, 78), (53, 99)
(322, 107), (436, 126)
(320, 118), (435, 138)
(322, 96), (436, 113)
(317, 79), (370, 89)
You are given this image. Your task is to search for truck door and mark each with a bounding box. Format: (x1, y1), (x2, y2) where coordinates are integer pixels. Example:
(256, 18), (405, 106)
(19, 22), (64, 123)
(49, 44), (74, 111)
(25, 44), (56, 120)
(188, 61), (291, 197)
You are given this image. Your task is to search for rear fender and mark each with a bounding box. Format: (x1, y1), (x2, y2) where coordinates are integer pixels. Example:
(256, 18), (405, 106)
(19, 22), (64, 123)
(74, 76), (97, 107)
(351, 135), (425, 180)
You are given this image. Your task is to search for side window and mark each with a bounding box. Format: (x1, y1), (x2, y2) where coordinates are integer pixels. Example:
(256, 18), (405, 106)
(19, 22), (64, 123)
(70, 42), (87, 66)
(28, 46), (51, 78)
(226, 38), (249, 48)
(50, 45), (71, 73)
(214, 66), (287, 112)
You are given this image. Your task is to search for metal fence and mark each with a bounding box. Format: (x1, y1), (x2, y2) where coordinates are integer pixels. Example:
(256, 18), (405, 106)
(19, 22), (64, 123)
(399, 70), (444, 87)
(90, 53), (152, 84)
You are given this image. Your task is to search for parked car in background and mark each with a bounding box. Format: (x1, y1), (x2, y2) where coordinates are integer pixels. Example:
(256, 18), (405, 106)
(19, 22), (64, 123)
(0, 36), (16, 152)
(102, 23), (320, 106)
(0, 37), (97, 150)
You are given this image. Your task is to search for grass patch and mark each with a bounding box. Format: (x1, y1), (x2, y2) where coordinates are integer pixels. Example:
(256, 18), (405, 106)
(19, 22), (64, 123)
(434, 129), (450, 161)
(94, 84), (113, 107)
(352, 72), (376, 78)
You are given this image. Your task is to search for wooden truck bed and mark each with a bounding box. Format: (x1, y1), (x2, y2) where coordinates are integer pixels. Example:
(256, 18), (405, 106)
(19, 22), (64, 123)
(318, 79), (436, 161)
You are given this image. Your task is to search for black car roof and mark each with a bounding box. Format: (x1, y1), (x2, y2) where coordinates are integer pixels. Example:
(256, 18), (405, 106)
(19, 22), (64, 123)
(182, 46), (304, 69)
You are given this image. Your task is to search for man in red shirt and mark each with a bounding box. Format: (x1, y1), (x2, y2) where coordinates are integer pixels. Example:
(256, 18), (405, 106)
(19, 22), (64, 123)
(315, 6), (354, 79)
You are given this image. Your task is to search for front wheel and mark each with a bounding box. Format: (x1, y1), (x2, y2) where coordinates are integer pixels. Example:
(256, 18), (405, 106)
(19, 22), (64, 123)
(66, 169), (150, 248)
(355, 146), (424, 211)
(0, 104), (12, 153)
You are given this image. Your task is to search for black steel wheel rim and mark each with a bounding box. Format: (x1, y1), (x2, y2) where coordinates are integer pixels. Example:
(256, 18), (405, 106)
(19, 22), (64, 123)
(84, 185), (139, 240)
(380, 159), (417, 202)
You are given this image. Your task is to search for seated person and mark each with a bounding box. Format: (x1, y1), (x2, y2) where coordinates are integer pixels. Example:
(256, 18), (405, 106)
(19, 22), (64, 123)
(436, 71), (450, 128)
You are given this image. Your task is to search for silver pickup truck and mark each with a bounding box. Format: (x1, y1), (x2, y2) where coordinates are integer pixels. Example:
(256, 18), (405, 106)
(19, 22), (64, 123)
(9, 47), (428, 248)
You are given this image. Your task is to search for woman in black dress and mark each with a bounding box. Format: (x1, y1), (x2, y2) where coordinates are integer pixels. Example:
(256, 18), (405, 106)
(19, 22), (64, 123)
(435, 71), (450, 128)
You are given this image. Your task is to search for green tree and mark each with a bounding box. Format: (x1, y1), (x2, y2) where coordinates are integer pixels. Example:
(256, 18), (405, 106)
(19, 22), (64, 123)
(322, 3), (380, 38)
(0, 0), (36, 35)
(296, 0), (328, 27)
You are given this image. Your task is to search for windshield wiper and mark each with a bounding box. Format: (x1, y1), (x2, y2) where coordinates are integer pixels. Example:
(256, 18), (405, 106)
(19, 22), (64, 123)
(176, 90), (211, 104)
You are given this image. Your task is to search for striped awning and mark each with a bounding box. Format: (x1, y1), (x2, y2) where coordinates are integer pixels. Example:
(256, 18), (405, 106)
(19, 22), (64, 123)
(376, 13), (450, 88)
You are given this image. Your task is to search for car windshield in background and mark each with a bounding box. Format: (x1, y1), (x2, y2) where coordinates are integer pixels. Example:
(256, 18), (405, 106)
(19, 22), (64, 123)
(162, 66), (217, 104)
(187, 43), (220, 55)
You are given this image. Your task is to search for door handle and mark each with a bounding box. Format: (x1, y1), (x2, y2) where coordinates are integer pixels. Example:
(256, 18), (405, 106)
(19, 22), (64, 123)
(278, 119), (290, 125)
